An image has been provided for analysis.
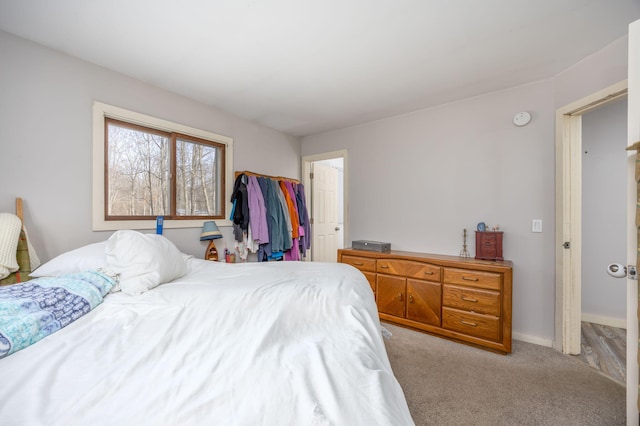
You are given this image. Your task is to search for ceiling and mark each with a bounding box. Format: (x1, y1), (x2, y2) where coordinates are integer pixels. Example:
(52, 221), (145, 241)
(1, 1), (639, 137)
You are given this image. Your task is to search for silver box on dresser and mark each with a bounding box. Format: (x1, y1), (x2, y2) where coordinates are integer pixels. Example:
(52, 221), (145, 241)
(352, 240), (391, 253)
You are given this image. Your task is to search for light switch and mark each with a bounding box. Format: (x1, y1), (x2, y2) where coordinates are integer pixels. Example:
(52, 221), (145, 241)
(532, 219), (542, 233)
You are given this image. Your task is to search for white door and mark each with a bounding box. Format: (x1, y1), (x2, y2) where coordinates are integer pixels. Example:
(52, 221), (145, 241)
(627, 18), (640, 425)
(311, 162), (339, 262)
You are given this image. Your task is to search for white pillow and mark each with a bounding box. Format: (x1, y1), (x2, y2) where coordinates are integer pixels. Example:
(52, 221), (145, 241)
(106, 230), (187, 296)
(30, 242), (108, 277)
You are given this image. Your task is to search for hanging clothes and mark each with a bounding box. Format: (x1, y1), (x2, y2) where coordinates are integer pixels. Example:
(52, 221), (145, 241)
(280, 180), (300, 239)
(282, 181), (301, 261)
(247, 175), (269, 244)
(295, 183), (311, 257)
(234, 171), (311, 262)
(255, 177), (271, 261)
(259, 177), (286, 257)
(271, 179), (292, 252)
(230, 174), (249, 242)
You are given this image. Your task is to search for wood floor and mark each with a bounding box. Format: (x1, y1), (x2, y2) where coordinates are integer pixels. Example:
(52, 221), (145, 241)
(578, 321), (626, 385)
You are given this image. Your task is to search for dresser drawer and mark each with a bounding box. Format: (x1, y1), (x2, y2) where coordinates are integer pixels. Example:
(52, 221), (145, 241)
(443, 284), (500, 316)
(377, 259), (441, 282)
(341, 255), (376, 272)
(443, 268), (501, 291)
(442, 307), (500, 342)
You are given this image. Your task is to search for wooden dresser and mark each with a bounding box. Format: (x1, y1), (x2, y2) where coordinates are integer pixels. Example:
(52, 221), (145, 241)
(338, 248), (513, 353)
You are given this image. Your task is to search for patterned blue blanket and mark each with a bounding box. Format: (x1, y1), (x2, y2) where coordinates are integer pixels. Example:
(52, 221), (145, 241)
(0, 271), (116, 358)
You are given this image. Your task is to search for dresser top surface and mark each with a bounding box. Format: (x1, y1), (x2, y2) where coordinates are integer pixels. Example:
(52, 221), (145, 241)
(339, 248), (513, 269)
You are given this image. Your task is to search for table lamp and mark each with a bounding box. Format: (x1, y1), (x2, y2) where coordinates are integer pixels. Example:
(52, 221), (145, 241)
(200, 221), (222, 261)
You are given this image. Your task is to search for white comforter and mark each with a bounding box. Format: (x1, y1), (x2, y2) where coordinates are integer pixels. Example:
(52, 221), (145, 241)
(0, 259), (414, 426)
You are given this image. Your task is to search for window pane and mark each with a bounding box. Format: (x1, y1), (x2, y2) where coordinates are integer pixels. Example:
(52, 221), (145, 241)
(176, 138), (222, 217)
(107, 122), (170, 216)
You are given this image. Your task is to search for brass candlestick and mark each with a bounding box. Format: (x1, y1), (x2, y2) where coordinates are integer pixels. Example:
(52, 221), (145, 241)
(459, 228), (470, 258)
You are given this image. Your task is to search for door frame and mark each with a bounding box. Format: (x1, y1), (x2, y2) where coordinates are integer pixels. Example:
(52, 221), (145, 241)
(554, 79), (628, 356)
(628, 19), (640, 421)
(302, 149), (348, 260)
(555, 79), (638, 422)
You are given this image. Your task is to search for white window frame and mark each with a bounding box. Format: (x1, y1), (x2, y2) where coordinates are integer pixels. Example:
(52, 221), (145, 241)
(92, 101), (234, 231)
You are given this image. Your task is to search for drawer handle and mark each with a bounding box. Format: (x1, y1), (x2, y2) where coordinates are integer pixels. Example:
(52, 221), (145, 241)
(397, 293), (403, 302)
(461, 296), (478, 303)
(409, 295), (414, 303)
(462, 276), (479, 282)
(380, 265), (389, 269)
(423, 271), (434, 275)
(460, 320), (478, 327)
(353, 262), (363, 266)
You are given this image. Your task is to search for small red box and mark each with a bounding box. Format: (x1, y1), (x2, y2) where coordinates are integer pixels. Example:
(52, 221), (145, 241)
(475, 231), (503, 261)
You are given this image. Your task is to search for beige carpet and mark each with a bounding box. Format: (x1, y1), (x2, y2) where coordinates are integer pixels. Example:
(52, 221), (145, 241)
(383, 323), (625, 426)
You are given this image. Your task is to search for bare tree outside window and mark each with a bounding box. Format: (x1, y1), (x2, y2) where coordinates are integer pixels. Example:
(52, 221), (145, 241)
(176, 138), (222, 217)
(105, 118), (225, 220)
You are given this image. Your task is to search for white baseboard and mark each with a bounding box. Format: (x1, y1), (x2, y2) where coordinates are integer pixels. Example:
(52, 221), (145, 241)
(581, 313), (626, 329)
(513, 314), (626, 350)
(513, 332), (553, 348)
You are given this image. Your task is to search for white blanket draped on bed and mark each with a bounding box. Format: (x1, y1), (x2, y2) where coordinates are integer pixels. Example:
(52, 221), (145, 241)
(0, 259), (414, 426)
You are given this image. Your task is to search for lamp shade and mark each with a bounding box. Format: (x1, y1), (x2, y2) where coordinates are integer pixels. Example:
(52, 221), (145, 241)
(200, 221), (222, 241)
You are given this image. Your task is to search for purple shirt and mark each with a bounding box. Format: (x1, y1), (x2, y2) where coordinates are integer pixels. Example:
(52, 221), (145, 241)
(246, 175), (269, 244)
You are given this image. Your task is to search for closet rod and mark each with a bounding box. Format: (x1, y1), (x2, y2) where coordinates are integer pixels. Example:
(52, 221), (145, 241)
(234, 170), (300, 184)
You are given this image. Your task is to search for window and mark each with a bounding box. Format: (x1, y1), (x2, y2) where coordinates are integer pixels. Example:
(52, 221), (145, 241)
(106, 118), (225, 219)
(93, 102), (233, 231)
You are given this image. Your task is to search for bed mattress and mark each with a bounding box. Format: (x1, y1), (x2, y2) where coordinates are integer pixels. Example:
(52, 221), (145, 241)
(0, 258), (413, 426)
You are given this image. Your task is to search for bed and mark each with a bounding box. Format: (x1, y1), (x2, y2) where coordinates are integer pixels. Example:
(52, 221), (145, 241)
(0, 227), (414, 425)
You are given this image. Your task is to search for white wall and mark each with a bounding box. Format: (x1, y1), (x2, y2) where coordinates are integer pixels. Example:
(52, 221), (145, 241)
(0, 30), (300, 261)
(301, 36), (630, 344)
(553, 36), (629, 109)
(581, 98), (627, 326)
(303, 80), (557, 342)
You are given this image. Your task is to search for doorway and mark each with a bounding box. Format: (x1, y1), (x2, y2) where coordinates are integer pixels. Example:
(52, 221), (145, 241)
(555, 79), (627, 355)
(302, 150), (348, 262)
(578, 96), (628, 385)
(555, 79), (637, 421)
(581, 97), (627, 328)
